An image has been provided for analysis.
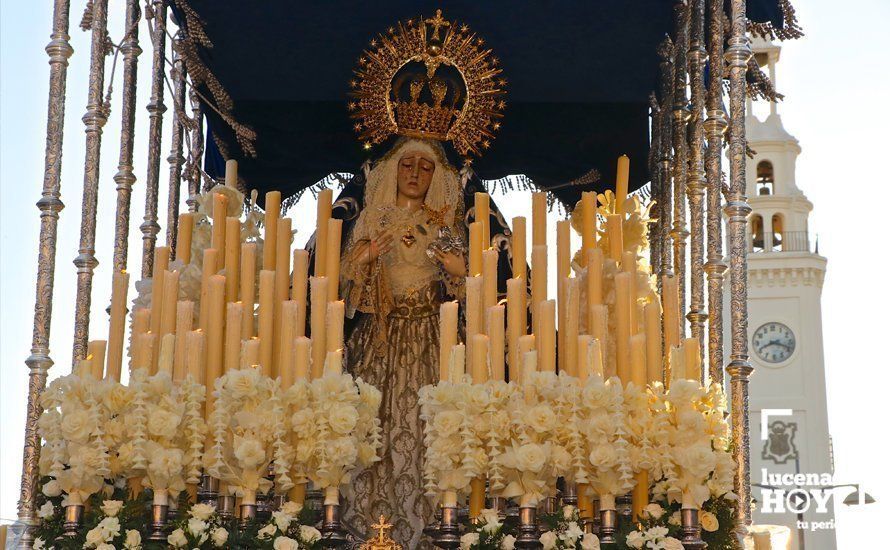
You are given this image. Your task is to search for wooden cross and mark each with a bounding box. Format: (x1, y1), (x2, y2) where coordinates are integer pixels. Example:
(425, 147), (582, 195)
(425, 9), (450, 40)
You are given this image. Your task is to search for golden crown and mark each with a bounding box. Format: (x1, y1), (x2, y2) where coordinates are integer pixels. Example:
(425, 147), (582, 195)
(349, 10), (507, 157)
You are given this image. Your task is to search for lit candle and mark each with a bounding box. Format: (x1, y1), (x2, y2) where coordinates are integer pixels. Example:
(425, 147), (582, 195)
(577, 335), (592, 381)
(88, 340), (106, 380)
(538, 300), (556, 372)
(564, 278), (580, 377)
(294, 336), (311, 381)
(309, 276), (328, 379)
(589, 305), (608, 376)
(159, 270), (180, 336)
(205, 274), (226, 393)
(313, 188), (333, 276)
(198, 248), (218, 332)
(158, 333), (176, 374)
(581, 191), (597, 254)
(506, 277), (526, 375)
(150, 246), (171, 336)
(471, 334), (489, 383)
(133, 332), (156, 372)
(517, 335), (536, 384)
(449, 344), (466, 383)
(185, 330), (205, 384)
(264, 191), (282, 270)
(326, 300), (345, 352)
(487, 305), (505, 382)
(630, 334), (647, 388)
(644, 301), (663, 383)
(211, 193), (228, 269)
(173, 300), (194, 381)
(606, 214), (623, 262)
(615, 155), (630, 216)
(224, 217), (241, 302)
(292, 249), (310, 337)
(615, 272), (632, 383)
(279, 301), (297, 387)
(512, 216), (526, 281)
(475, 192), (490, 249)
(175, 212), (195, 264)
(239, 242), (257, 339)
(530, 245), (547, 335)
(683, 337), (701, 383)
(325, 218), (343, 301)
(106, 270), (129, 382)
(469, 221), (483, 276)
(242, 338), (261, 369)
(532, 192), (547, 246)
(225, 158), (238, 188)
(225, 302), (243, 373)
(258, 269), (275, 376)
(482, 249), (498, 315)
(439, 301), (459, 382)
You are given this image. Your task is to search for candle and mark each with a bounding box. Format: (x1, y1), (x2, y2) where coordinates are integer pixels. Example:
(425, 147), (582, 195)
(309, 276), (328, 379)
(615, 155), (630, 216)
(538, 300), (556, 372)
(106, 270), (129, 382)
(630, 334), (647, 388)
(615, 272), (632, 383)
(173, 301), (194, 381)
(581, 191), (597, 254)
(522, 351), (538, 404)
(185, 330), (205, 384)
(264, 191), (282, 270)
(557, 220), (571, 372)
(482, 249), (498, 315)
(589, 305), (608, 375)
(88, 340), (106, 380)
(224, 217), (241, 302)
(564, 278), (580, 377)
(532, 192), (547, 246)
(240, 243), (257, 338)
(644, 301), (663, 383)
(662, 275), (681, 349)
(176, 212), (195, 264)
(225, 158), (238, 188)
(294, 336), (311, 381)
(242, 338), (261, 369)
(292, 249), (310, 337)
(622, 251), (638, 332)
(205, 274), (226, 395)
(683, 337), (702, 383)
(258, 270), (275, 376)
(577, 335), (592, 381)
(466, 276), (483, 361)
(475, 192), (490, 249)
(131, 307), (150, 340)
(326, 300), (345, 352)
(325, 218), (343, 301)
(273, 218), (293, 368)
(587, 248), (604, 340)
(133, 333), (156, 372)
(632, 470), (649, 521)
(160, 270), (179, 336)
(468, 221), (483, 276)
(279, 301), (297, 387)
(449, 344), (466, 383)
(606, 215), (623, 262)
(225, 302), (243, 373)
(325, 349), (343, 376)
(471, 333), (490, 383)
(211, 193), (228, 269)
(439, 301), (459, 382)
(512, 216), (526, 281)
(158, 333), (176, 374)
(470, 477), (486, 519)
(530, 245), (547, 335)
(487, 306), (505, 382)
(517, 335), (536, 384)
(313, 188), (333, 276)
(669, 345), (685, 385)
(149, 246), (171, 336)
(506, 277), (526, 375)
(198, 248), (218, 332)
(590, 338), (604, 378)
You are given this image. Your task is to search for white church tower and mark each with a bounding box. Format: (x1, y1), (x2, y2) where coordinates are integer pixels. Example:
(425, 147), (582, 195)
(733, 38), (836, 549)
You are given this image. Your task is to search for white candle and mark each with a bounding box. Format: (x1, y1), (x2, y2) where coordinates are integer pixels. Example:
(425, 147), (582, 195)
(325, 218), (343, 301)
(239, 243), (257, 339)
(264, 191), (282, 271)
(310, 276), (328, 379)
(487, 306), (505, 382)
(512, 216), (527, 281)
(292, 249), (310, 337)
(439, 301), (459, 382)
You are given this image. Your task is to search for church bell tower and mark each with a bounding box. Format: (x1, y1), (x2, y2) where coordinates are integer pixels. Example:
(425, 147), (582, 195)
(732, 38), (836, 549)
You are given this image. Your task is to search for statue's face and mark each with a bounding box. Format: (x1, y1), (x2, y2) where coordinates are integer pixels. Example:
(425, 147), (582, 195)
(396, 150), (436, 201)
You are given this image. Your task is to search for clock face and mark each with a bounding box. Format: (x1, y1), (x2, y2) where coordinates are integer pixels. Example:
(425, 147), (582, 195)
(753, 322), (796, 364)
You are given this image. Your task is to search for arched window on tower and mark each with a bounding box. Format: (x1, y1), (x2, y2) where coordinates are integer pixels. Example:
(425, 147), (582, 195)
(757, 160), (774, 195)
(771, 213), (784, 251)
(750, 214), (765, 252)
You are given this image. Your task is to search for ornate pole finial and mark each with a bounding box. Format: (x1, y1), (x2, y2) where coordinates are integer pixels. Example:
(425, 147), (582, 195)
(425, 9), (451, 40)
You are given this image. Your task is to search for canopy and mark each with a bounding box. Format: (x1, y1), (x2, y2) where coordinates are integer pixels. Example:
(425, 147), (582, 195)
(175, 0), (790, 205)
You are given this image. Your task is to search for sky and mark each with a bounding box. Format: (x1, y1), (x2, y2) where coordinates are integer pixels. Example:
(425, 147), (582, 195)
(2, 1), (889, 547)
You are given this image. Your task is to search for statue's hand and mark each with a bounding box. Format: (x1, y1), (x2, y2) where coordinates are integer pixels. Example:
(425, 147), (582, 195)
(434, 249), (467, 277)
(353, 233), (394, 266)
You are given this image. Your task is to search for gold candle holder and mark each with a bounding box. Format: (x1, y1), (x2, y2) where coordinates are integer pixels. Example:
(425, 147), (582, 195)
(433, 504), (461, 548)
(62, 503), (84, 538)
(681, 508), (707, 549)
(515, 505), (540, 549)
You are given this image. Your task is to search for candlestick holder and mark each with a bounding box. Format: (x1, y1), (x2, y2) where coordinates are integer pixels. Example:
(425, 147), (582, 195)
(62, 503), (84, 538)
(217, 493), (236, 520)
(423, 505), (442, 539)
(562, 482), (578, 507)
(198, 475), (219, 504)
(617, 493), (633, 523)
(490, 496), (508, 520)
(680, 508), (707, 549)
(515, 506), (542, 549)
(240, 503), (257, 528)
(148, 503), (170, 541)
(591, 497), (601, 536)
(320, 499), (349, 547)
(599, 508), (617, 544)
(167, 496), (179, 522)
(433, 504), (461, 548)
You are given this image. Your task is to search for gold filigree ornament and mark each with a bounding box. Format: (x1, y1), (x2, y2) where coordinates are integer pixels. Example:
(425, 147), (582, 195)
(359, 515), (403, 550)
(349, 9), (507, 157)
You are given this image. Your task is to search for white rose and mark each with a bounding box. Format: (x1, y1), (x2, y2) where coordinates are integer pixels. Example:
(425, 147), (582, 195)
(460, 532), (479, 549)
(272, 510), (293, 532)
(516, 443), (547, 473)
(643, 503), (664, 520)
(37, 501), (55, 519)
(661, 537), (684, 550)
(280, 501), (303, 516)
(258, 523), (277, 540)
(42, 479), (62, 497)
(60, 409), (92, 443)
(233, 435), (266, 469)
(189, 502), (216, 521)
(539, 530), (558, 550)
(226, 369), (260, 399)
(273, 536), (299, 550)
(300, 525), (321, 542)
(188, 517), (208, 536)
(358, 443), (380, 465)
(700, 510), (719, 532)
(291, 408), (315, 434)
(100, 499), (124, 517)
(211, 527), (229, 547)
(328, 403), (359, 435)
(625, 530), (645, 549)
(668, 511), (681, 526)
(96, 544), (114, 550)
(168, 527), (188, 547)
(526, 404), (556, 433)
(501, 534), (516, 549)
(327, 437), (357, 465)
(104, 384), (134, 414)
(98, 516), (121, 540)
(124, 529), (142, 549)
(561, 521), (583, 543)
(479, 508), (500, 532)
(562, 505), (577, 520)
(85, 526), (106, 547)
(147, 408), (181, 439)
(433, 410), (463, 436)
(646, 526), (669, 539)
(580, 533), (601, 550)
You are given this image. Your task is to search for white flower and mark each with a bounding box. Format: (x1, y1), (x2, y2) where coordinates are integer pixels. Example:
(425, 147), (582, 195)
(646, 526), (669, 540)
(42, 479), (61, 497)
(327, 436), (358, 465)
(273, 536), (299, 550)
(280, 501), (303, 516)
(580, 533), (601, 550)
(460, 532), (479, 549)
(515, 443), (547, 472)
(272, 510), (294, 532)
(124, 529), (142, 549)
(211, 527), (229, 547)
(96, 544), (115, 550)
(98, 516), (121, 540)
(539, 530), (558, 550)
(188, 517), (208, 536)
(560, 521), (583, 543)
(328, 403), (359, 434)
(300, 525), (321, 542)
(479, 508), (501, 532)
(33, 538), (46, 550)
(625, 530), (645, 549)
(700, 510), (719, 532)
(60, 409), (92, 443)
(660, 537), (684, 550)
(233, 435), (266, 469)
(433, 410), (463, 436)
(526, 404), (556, 433)
(643, 503), (665, 520)
(668, 511), (681, 526)
(562, 504), (577, 520)
(147, 408), (181, 439)
(85, 525), (106, 547)
(100, 499), (124, 517)
(190, 502), (216, 521)
(258, 523), (278, 539)
(501, 534), (516, 549)
(37, 501), (55, 519)
(168, 527), (188, 547)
